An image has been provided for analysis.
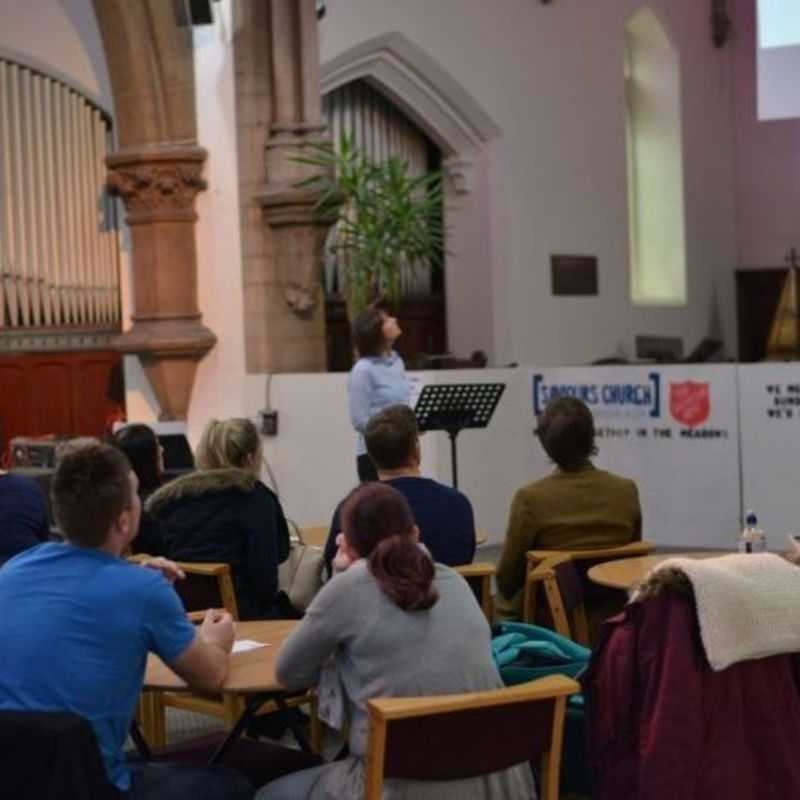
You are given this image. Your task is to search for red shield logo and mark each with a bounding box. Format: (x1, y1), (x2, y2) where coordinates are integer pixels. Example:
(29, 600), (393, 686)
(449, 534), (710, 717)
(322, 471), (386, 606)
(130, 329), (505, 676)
(669, 381), (710, 428)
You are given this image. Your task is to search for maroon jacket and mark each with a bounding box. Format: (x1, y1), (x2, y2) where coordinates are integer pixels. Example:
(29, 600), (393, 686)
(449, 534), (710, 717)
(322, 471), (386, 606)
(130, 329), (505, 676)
(584, 590), (800, 800)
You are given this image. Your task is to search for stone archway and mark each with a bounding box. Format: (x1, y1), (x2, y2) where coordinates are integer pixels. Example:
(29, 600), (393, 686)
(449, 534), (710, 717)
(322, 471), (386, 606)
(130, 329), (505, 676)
(92, 0), (215, 420)
(321, 33), (502, 357)
(321, 32), (501, 194)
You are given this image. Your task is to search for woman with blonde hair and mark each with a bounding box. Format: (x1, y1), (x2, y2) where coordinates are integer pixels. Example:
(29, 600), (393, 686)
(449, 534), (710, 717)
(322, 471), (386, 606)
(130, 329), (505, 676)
(147, 418), (291, 619)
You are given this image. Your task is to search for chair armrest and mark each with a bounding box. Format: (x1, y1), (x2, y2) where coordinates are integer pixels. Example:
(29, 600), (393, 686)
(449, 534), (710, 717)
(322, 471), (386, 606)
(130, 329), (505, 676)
(453, 562), (495, 578)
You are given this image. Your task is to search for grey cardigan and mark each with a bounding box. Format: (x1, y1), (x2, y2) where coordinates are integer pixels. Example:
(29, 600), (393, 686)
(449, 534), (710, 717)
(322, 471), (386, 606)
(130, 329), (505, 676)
(274, 561), (536, 800)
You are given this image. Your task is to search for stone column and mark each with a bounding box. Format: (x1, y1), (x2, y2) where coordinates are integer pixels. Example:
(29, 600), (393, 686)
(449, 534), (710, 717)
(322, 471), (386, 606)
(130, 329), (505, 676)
(236, 0), (334, 373)
(93, 0), (216, 418)
(107, 146), (216, 419)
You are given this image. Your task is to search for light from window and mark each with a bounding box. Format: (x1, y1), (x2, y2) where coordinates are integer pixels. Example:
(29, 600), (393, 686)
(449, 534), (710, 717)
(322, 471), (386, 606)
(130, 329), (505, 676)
(625, 9), (687, 306)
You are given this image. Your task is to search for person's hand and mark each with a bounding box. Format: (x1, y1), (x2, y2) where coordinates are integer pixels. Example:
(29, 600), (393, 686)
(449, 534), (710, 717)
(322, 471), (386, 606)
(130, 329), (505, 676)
(200, 608), (235, 654)
(141, 557), (186, 585)
(332, 532), (356, 575)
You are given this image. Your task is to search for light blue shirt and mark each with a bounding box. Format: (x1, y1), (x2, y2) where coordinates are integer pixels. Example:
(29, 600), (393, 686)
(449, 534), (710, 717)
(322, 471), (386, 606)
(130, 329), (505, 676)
(0, 543), (196, 790)
(348, 351), (411, 455)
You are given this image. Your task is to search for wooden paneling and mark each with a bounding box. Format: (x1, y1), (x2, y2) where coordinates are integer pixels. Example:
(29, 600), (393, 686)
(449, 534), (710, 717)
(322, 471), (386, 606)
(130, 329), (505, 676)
(32, 359), (73, 434)
(0, 350), (124, 452)
(0, 362), (27, 450)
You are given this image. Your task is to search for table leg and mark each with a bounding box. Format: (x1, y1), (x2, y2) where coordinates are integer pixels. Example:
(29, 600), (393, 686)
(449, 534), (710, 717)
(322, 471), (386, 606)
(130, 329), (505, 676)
(207, 691), (313, 765)
(208, 692), (272, 764)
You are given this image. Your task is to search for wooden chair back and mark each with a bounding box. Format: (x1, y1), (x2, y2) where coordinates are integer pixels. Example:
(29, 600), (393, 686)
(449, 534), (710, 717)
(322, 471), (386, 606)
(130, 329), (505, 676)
(528, 540), (656, 574)
(365, 674), (579, 800)
(528, 540), (656, 605)
(523, 554), (590, 646)
(172, 561), (239, 621)
(297, 526), (329, 549)
(453, 562), (495, 621)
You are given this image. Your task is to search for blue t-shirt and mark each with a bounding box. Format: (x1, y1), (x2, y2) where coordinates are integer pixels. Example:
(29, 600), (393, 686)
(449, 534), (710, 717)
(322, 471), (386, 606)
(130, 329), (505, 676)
(348, 351), (410, 456)
(324, 476), (477, 573)
(0, 473), (50, 565)
(0, 543), (195, 790)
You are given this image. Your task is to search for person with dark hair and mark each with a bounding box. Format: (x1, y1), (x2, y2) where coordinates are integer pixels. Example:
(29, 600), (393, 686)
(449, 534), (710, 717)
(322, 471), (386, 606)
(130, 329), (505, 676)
(323, 404), (476, 574)
(112, 423), (166, 555)
(348, 305), (410, 482)
(0, 469), (50, 566)
(256, 483), (534, 800)
(0, 443), (253, 800)
(496, 396), (642, 619)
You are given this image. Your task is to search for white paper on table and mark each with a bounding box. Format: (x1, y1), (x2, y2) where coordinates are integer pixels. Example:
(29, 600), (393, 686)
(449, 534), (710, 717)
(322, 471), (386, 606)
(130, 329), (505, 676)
(232, 639), (270, 653)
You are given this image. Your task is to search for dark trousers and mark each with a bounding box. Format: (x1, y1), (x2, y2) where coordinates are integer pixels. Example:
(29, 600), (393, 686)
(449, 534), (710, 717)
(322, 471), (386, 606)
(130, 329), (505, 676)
(356, 454), (378, 483)
(127, 762), (253, 800)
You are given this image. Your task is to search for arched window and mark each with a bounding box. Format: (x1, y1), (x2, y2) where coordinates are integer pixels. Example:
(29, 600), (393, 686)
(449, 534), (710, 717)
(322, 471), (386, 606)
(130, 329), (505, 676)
(625, 9), (687, 305)
(0, 58), (119, 330)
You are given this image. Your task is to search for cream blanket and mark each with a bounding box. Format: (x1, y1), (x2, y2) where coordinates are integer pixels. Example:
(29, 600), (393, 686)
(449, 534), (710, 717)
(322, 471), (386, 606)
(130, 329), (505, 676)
(631, 553), (800, 671)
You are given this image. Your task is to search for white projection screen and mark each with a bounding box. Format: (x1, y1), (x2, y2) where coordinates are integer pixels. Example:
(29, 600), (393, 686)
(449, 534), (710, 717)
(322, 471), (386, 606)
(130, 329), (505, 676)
(757, 0), (800, 120)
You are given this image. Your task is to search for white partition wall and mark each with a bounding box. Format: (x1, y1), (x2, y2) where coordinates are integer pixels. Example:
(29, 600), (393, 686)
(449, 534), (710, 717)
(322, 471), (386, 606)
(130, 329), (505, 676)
(250, 366), (743, 549)
(248, 369), (530, 541)
(739, 363), (800, 545)
(529, 366), (741, 548)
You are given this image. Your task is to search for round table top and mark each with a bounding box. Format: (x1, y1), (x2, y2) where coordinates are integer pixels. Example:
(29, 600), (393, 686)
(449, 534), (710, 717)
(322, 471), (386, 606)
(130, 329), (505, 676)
(587, 552), (727, 591)
(144, 619), (298, 693)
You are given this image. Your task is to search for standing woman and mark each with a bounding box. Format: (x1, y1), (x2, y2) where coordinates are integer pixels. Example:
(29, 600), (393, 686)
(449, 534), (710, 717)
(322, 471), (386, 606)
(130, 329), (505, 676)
(111, 423), (166, 556)
(349, 306), (411, 482)
(146, 418), (291, 620)
(257, 483), (535, 800)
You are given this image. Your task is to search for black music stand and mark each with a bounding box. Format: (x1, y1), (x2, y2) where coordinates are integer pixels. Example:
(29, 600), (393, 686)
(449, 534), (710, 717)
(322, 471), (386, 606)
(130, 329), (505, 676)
(414, 383), (505, 489)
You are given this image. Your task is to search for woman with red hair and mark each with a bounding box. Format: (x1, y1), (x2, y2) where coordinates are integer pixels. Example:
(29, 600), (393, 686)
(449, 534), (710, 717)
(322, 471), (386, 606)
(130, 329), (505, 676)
(257, 483), (534, 800)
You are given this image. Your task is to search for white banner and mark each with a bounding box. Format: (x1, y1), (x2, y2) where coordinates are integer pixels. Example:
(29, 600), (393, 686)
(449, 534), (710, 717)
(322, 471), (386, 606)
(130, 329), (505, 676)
(529, 366), (741, 548)
(739, 363), (800, 546)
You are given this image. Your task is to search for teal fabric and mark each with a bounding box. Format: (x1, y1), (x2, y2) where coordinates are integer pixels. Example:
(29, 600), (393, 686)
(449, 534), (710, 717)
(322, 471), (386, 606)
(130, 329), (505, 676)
(492, 621), (590, 686)
(492, 621), (591, 795)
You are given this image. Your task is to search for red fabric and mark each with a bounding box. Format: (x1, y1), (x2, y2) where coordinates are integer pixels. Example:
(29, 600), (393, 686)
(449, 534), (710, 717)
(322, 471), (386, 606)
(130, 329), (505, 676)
(585, 591), (800, 800)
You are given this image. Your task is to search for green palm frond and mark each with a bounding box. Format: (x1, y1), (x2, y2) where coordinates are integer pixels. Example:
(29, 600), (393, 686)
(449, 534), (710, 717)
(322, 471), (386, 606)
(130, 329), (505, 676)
(292, 130), (447, 317)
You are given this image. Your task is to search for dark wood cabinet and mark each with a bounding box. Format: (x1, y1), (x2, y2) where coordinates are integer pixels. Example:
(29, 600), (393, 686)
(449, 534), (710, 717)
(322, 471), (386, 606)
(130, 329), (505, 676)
(735, 268), (787, 362)
(325, 295), (447, 371)
(0, 351), (124, 453)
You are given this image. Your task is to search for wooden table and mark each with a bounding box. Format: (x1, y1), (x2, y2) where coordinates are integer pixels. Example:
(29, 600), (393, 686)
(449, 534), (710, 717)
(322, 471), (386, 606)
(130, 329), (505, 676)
(144, 620), (302, 761)
(588, 552), (726, 591)
(144, 619), (297, 693)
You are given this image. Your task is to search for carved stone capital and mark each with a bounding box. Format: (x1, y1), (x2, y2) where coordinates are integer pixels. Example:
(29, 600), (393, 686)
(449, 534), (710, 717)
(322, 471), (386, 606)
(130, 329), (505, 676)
(106, 146), (208, 224)
(257, 183), (335, 315)
(443, 156), (476, 195)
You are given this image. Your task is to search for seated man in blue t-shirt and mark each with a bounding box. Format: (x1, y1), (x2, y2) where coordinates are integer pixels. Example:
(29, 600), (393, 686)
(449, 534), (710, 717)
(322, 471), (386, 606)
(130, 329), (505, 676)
(324, 404), (476, 575)
(0, 444), (251, 800)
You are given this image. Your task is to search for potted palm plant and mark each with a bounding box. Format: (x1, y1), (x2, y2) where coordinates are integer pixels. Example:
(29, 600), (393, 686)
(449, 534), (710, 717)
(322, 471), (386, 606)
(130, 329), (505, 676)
(295, 132), (445, 321)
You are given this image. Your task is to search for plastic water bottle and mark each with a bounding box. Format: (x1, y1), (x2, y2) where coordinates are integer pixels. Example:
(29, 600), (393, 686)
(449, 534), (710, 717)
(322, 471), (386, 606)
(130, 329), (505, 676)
(739, 510), (766, 553)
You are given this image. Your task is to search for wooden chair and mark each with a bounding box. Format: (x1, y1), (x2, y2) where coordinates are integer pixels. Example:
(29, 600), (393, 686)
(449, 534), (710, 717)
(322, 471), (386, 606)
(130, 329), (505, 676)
(527, 539), (656, 573)
(173, 561), (240, 622)
(524, 541), (656, 644)
(454, 562), (495, 622)
(523, 554), (590, 646)
(365, 674), (579, 800)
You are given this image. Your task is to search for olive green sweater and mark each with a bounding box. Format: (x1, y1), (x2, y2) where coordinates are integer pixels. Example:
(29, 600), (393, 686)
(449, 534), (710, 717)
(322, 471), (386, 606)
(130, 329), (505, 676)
(496, 465), (642, 618)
